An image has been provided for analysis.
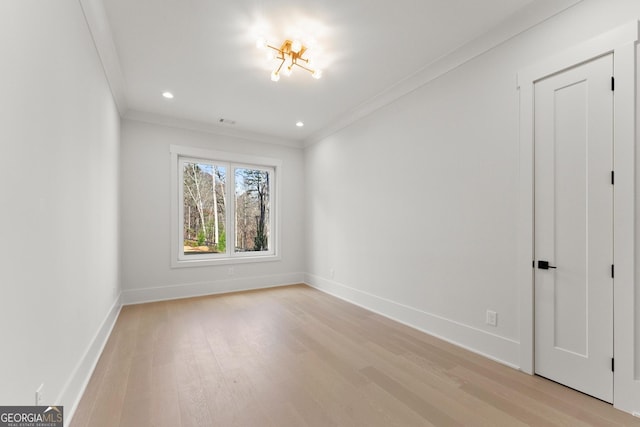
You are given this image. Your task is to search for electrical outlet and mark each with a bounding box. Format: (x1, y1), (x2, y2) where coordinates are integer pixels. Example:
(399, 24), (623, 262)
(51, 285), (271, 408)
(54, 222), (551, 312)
(329, 268), (335, 279)
(486, 310), (498, 327)
(227, 266), (235, 276)
(35, 383), (44, 406)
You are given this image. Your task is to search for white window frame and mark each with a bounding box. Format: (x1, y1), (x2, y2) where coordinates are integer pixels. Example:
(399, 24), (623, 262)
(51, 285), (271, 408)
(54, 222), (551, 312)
(171, 145), (281, 268)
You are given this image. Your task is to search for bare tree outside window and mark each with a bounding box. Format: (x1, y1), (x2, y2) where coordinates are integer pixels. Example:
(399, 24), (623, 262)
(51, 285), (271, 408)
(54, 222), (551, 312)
(183, 162), (226, 255)
(235, 168), (270, 252)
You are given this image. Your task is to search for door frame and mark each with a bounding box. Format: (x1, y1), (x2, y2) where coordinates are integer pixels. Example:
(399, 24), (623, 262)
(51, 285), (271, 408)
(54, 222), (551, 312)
(517, 21), (638, 413)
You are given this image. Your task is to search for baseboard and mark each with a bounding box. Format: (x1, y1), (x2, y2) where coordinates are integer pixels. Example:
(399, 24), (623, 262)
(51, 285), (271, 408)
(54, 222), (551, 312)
(121, 272), (306, 305)
(59, 293), (122, 427)
(304, 273), (520, 369)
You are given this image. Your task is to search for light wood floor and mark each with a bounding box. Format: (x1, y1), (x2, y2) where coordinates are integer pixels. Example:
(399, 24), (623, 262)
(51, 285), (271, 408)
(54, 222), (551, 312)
(71, 284), (640, 427)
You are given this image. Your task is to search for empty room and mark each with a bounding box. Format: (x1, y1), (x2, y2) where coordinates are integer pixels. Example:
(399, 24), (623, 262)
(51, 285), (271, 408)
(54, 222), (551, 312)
(2, 0), (640, 425)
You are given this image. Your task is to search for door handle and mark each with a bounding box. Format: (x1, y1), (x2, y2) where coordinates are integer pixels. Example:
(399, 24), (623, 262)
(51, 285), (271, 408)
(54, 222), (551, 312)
(538, 260), (557, 270)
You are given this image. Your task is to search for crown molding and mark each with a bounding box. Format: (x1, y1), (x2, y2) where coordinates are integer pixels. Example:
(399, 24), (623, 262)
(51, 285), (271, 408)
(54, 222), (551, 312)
(78, 0), (128, 114)
(303, 0), (585, 147)
(124, 110), (303, 149)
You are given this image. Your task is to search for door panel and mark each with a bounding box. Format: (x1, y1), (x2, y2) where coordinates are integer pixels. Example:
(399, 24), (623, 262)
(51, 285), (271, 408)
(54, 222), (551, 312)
(534, 53), (613, 402)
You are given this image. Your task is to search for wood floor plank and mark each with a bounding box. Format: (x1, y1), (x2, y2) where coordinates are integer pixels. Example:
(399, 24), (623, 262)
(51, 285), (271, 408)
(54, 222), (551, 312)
(359, 341), (527, 426)
(71, 284), (640, 427)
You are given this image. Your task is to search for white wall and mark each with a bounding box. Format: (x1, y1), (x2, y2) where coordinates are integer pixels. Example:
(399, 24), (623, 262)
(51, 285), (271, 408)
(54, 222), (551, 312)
(120, 119), (305, 303)
(304, 0), (640, 413)
(0, 0), (121, 416)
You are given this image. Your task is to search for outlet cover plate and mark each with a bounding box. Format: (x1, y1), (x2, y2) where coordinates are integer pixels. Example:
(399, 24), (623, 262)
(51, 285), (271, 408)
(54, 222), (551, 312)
(486, 310), (497, 327)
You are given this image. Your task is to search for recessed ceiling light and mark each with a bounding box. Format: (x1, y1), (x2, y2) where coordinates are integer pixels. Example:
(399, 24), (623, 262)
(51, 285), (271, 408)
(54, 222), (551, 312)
(162, 91), (174, 99)
(296, 121), (304, 127)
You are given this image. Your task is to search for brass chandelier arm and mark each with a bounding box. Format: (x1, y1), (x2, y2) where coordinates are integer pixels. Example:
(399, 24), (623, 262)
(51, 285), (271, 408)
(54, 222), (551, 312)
(294, 62), (314, 73)
(274, 57), (286, 74)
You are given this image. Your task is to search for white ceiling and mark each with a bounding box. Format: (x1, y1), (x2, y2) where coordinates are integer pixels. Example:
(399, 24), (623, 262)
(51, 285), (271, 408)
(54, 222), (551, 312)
(95, 0), (583, 144)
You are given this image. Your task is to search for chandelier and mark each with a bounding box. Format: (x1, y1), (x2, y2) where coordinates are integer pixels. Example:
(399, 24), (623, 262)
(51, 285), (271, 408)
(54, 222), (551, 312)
(257, 39), (322, 82)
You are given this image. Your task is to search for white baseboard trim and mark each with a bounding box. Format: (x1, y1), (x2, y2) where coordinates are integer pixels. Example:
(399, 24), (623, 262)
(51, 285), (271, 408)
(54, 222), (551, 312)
(304, 273), (520, 370)
(60, 293), (122, 427)
(121, 272), (306, 305)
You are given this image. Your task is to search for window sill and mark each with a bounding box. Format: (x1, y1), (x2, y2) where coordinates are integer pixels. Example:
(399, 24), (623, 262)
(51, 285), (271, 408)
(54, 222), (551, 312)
(171, 254), (281, 269)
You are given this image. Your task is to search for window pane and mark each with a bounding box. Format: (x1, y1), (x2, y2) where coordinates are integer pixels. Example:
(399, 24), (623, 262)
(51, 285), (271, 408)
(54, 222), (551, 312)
(235, 168), (270, 252)
(183, 162), (227, 255)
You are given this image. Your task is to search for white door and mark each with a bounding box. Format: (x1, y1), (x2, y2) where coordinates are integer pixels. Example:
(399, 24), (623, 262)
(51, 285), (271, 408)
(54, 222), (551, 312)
(534, 53), (614, 402)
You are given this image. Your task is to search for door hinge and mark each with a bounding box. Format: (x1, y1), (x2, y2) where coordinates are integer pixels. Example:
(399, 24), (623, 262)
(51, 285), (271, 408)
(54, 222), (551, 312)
(611, 171), (615, 185)
(611, 76), (615, 91)
(612, 358), (615, 372)
(611, 264), (615, 278)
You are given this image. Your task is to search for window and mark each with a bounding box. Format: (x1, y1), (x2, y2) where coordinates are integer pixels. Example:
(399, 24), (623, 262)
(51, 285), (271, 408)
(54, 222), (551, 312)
(234, 167), (271, 253)
(171, 146), (280, 267)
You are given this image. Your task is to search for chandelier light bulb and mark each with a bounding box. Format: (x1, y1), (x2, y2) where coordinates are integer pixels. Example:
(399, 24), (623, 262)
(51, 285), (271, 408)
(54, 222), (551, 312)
(256, 38), (266, 49)
(270, 70), (280, 82)
(284, 66), (293, 77)
(312, 69), (323, 79)
(291, 39), (302, 54)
